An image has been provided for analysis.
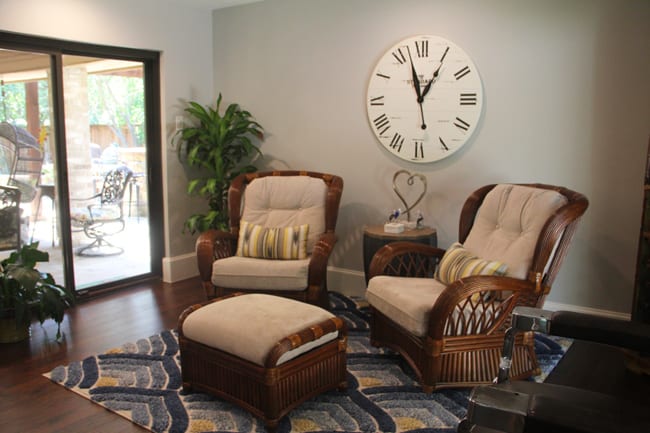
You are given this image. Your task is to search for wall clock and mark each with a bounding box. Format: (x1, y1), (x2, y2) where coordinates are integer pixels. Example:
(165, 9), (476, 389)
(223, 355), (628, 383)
(367, 35), (483, 163)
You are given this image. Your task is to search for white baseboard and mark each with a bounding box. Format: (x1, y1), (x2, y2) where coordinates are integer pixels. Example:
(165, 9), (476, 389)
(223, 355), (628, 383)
(162, 253), (198, 283)
(327, 266), (366, 298)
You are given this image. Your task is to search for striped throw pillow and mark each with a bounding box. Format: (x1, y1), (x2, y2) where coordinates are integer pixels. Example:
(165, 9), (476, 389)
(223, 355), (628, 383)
(435, 242), (508, 285)
(236, 221), (309, 260)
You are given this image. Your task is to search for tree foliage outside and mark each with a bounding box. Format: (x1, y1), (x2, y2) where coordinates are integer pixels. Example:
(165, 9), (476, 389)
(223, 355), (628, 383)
(174, 94), (263, 234)
(88, 73), (145, 146)
(1, 70), (144, 146)
(0, 81), (50, 127)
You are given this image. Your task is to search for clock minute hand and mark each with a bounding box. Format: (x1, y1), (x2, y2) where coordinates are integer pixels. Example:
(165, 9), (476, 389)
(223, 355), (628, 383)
(406, 47), (422, 101)
(406, 47), (427, 130)
(421, 46), (449, 101)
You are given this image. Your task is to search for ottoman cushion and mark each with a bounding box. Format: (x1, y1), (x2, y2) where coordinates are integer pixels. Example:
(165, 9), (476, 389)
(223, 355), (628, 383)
(181, 293), (338, 366)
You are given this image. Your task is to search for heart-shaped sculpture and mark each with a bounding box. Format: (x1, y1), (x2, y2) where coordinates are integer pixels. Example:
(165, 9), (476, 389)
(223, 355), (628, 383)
(392, 169), (427, 221)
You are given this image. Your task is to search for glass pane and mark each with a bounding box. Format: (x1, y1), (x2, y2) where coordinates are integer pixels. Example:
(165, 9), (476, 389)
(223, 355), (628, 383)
(0, 49), (64, 285)
(62, 56), (151, 290)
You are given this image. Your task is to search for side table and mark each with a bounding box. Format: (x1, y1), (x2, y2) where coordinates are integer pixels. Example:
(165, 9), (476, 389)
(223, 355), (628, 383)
(362, 225), (437, 284)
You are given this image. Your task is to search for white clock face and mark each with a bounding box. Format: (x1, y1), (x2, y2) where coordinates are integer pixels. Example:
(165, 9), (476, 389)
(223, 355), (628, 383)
(367, 35), (483, 163)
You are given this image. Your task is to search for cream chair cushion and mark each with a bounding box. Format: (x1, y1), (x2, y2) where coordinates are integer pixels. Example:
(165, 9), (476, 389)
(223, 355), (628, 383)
(241, 176), (327, 252)
(463, 184), (567, 279)
(182, 294), (338, 366)
(366, 276), (447, 337)
(212, 256), (309, 290)
(367, 276), (502, 338)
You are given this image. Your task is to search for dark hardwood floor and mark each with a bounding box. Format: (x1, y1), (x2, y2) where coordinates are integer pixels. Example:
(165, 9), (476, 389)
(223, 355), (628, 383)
(3, 276), (649, 433)
(0, 277), (206, 433)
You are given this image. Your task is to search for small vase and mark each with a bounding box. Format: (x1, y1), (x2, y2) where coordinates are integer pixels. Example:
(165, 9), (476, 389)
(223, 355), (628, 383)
(0, 317), (30, 343)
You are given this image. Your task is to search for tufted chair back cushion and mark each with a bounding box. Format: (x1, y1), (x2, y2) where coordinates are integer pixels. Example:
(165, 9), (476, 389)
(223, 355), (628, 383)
(463, 184), (568, 279)
(241, 176), (327, 253)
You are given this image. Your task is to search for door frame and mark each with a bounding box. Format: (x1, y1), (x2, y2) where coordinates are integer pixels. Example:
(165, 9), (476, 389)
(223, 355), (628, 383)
(0, 30), (163, 296)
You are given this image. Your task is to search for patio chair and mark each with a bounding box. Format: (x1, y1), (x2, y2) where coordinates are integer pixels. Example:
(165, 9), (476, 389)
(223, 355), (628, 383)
(0, 122), (44, 242)
(0, 122), (43, 205)
(0, 185), (21, 251)
(71, 165), (133, 256)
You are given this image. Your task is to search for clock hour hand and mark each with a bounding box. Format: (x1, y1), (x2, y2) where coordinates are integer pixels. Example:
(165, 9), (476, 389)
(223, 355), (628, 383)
(421, 46), (449, 101)
(419, 62), (443, 102)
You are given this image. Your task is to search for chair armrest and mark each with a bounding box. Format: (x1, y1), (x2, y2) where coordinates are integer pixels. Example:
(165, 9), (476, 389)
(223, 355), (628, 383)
(308, 231), (337, 287)
(512, 307), (650, 354)
(368, 241), (445, 280)
(428, 275), (537, 340)
(195, 229), (237, 283)
(70, 192), (102, 202)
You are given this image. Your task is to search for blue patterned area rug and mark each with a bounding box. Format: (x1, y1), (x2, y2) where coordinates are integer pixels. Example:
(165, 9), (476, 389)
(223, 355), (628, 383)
(45, 293), (570, 433)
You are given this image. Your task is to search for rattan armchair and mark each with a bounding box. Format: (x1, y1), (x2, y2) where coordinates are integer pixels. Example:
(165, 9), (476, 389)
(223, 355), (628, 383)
(366, 184), (588, 392)
(196, 170), (344, 308)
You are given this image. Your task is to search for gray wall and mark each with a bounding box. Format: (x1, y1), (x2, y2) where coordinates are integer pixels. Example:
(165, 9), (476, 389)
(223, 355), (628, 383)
(1, 0), (649, 316)
(212, 0), (650, 314)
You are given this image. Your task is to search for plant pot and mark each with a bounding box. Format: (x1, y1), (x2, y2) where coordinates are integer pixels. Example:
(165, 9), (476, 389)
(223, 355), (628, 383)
(0, 317), (30, 343)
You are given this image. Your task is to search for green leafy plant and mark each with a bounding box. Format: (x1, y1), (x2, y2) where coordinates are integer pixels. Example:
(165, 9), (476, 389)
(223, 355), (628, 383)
(174, 94), (263, 234)
(0, 242), (75, 340)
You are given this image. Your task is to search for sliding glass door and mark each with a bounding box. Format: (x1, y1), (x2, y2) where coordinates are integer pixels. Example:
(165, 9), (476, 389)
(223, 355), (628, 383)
(62, 56), (151, 289)
(0, 32), (162, 295)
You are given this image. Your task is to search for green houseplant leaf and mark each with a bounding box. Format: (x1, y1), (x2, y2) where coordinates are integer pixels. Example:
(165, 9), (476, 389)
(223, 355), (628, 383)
(0, 242), (75, 341)
(174, 94), (264, 234)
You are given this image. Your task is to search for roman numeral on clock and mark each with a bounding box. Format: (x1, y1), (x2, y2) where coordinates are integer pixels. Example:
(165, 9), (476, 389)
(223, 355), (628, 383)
(460, 93), (477, 105)
(376, 72), (390, 80)
(415, 40), (429, 58)
(392, 48), (406, 64)
(369, 96), (384, 106)
(439, 137), (449, 151)
(454, 117), (470, 131)
(454, 66), (471, 80)
(414, 141), (424, 159)
(373, 113), (391, 135)
(389, 133), (404, 152)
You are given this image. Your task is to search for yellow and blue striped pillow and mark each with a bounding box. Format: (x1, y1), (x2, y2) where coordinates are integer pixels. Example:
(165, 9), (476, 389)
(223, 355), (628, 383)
(435, 242), (508, 284)
(236, 220), (309, 260)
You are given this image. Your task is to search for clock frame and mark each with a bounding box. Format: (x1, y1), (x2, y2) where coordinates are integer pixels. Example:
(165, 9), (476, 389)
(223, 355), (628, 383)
(367, 35), (483, 163)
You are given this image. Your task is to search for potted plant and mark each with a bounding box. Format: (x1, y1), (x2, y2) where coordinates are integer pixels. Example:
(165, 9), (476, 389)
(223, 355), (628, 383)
(0, 242), (75, 343)
(174, 93), (264, 234)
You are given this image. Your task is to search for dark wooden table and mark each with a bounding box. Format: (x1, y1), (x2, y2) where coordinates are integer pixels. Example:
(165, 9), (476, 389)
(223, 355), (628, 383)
(362, 224), (437, 284)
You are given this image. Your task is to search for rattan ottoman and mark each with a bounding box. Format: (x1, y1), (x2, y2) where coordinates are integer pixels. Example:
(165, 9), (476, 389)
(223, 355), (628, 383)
(178, 293), (348, 432)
